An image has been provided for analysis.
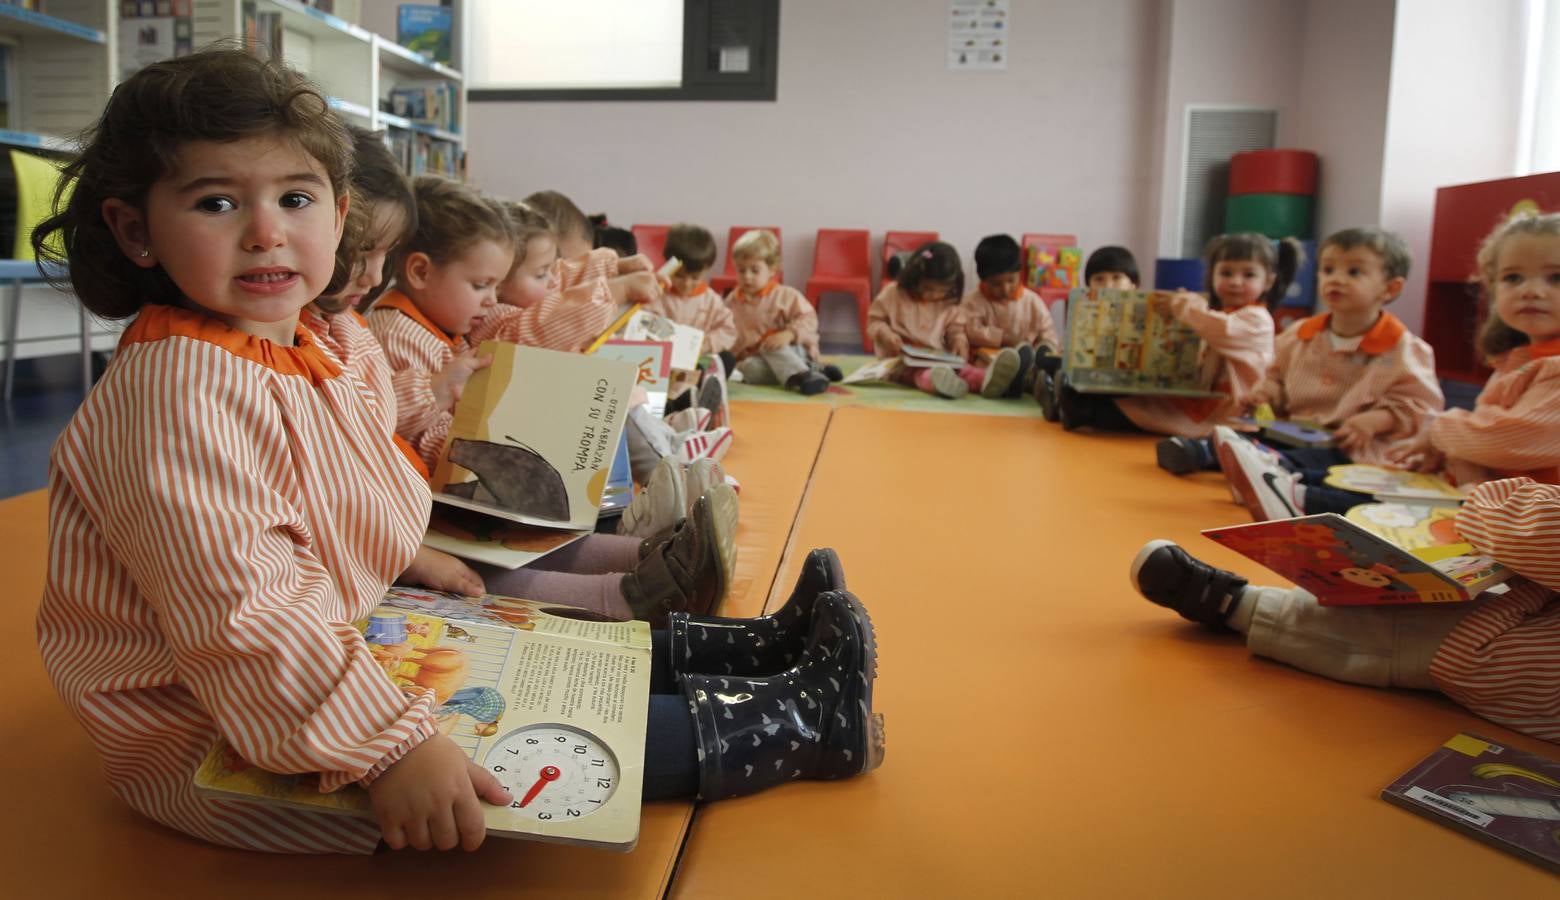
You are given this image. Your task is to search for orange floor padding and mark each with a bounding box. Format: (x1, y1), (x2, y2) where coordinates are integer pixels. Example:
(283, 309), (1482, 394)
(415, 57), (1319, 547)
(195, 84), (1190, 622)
(0, 400), (829, 899)
(670, 407), (1557, 898)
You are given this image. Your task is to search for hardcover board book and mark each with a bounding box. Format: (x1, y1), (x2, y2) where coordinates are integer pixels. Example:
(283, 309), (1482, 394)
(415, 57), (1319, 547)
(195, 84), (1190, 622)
(1063, 287), (1220, 397)
(1202, 513), (1511, 606)
(1344, 502), (1462, 551)
(195, 587), (651, 851)
(1382, 733), (1560, 874)
(1324, 463), (1468, 506)
(430, 343), (636, 530)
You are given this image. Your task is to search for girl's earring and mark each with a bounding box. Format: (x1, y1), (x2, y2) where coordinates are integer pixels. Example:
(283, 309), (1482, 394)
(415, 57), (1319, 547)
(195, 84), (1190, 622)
(138, 249), (150, 258)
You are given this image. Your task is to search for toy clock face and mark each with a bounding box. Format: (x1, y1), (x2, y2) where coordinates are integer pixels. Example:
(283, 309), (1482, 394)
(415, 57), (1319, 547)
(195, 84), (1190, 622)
(484, 724), (619, 821)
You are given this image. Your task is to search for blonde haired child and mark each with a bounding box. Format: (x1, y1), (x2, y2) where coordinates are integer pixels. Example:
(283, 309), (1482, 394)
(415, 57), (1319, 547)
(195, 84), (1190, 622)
(1178, 228), (1445, 519)
(727, 228), (835, 395)
(961, 233), (1059, 399)
(35, 51), (883, 855)
(1064, 233), (1299, 432)
(1130, 476), (1560, 744)
(650, 223), (737, 354)
(869, 240), (992, 399)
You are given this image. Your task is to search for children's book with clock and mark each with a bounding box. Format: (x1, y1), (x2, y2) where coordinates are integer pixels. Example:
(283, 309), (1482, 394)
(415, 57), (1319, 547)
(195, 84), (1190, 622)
(194, 587), (652, 851)
(1202, 513), (1512, 606)
(1382, 733), (1560, 874)
(1063, 287), (1223, 397)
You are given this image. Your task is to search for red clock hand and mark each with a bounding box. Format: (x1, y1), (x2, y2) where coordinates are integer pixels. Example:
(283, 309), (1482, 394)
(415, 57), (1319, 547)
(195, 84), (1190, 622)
(518, 765), (561, 808)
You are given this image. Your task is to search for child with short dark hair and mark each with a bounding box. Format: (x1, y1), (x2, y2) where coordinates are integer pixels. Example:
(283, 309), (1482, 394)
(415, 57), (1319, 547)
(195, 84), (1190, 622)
(961, 234), (1060, 398)
(726, 228), (834, 395)
(1084, 245), (1140, 290)
(651, 223), (737, 355)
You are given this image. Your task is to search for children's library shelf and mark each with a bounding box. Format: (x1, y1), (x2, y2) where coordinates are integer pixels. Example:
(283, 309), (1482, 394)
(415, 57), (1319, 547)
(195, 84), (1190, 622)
(0, 1), (115, 148)
(1423, 171), (1560, 385)
(0, 4), (106, 43)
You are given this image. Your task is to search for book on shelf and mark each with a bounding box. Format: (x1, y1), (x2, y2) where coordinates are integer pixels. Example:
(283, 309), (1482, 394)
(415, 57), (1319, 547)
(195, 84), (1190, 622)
(118, 1), (195, 81)
(1063, 287), (1222, 397)
(397, 3), (452, 63)
(1323, 463), (1469, 506)
(389, 81), (459, 134)
(195, 586), (650, 851)
(385, 128), (462, 178)
(1202, 512), (1511, 606)
(1382, 733), (1560, 874)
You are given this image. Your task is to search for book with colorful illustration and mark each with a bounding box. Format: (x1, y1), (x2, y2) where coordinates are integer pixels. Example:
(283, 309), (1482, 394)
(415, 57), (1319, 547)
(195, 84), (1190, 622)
(1324, 463), (1468, 506)
(593, 338), (672, 417)
(622, 310), (704, 371)
(195, 587), (651, 851)
(396, 3), (452, 63)
(429, 343), (636, 531)
(1382, 733), (1560, 874)
(839, 356), (904, 385)
(1202, 513), (1511, 606)
(1063, 287), (1221, 397)
(1344, 502), (1463, 551)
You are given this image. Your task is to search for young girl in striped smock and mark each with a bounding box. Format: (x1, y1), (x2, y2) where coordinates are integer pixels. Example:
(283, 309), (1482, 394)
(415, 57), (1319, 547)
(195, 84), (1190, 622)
(35, 50), (882, 857)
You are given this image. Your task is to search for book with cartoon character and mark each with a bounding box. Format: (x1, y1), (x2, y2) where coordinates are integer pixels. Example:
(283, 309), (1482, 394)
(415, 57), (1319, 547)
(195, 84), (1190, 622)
(1202, 513), (1512, 606)
(195, 587), (651, 851)
(430, 343), (637, 531)
(1383, 733), (1560, 874)
(1324, 463), (1468, 506)
(1063, 287), (1223, 397)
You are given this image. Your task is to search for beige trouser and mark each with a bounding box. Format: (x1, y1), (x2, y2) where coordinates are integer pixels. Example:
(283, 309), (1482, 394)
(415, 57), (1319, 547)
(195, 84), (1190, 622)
(1242, 586), (1481, 690)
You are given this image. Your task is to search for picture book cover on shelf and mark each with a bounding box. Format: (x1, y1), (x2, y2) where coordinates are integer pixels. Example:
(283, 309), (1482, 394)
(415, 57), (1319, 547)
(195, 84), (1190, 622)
(195, 587), (651, 851)
(1063, 288), (1221, 397)
(1202, 513), (1511, 606)
(1382, 733), (1560, 874)
(430, 343), (636, 530)
(1324, 464), (1469, 506)
(397, 3), (453, 63)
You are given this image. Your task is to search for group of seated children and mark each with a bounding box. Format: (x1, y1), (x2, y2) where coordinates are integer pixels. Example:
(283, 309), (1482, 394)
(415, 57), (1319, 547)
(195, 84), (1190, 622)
(34, 51), (884, 856)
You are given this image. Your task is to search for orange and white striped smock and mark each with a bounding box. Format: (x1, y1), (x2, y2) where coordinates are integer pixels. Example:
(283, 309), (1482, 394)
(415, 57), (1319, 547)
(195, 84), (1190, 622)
(1432, 338), (1560, 486)
(1431, 477), (1560, 742)
(1250, 311), (1443, 465)
(650, 284), (738, 354)
(546, 246), (619, 297)
(1115, 296), (1275, 438)
(866, 283), (966, 359)
(303, 307), (430, 479)
(365, 289), (466, 473)
(37, 305), (437, 853)
(729, 280), (822, 360)
(959, 285), (1059, 352)
(468, 273), (616, 353)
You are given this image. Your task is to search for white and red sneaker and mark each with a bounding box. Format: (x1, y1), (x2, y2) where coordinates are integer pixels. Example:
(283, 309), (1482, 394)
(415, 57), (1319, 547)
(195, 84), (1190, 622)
(1219, 435), (1302, 521)
(698, 355), (731, 429)
(675, 427), (734, 465)
(665, 407), (714, 434)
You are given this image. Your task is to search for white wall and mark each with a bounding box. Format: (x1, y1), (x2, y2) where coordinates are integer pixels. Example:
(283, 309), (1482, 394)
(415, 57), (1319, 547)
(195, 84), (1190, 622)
(1151, 0), (1305, 258)
(1380, 0), (1525, 334)
(465, 0), (1162, 341)
(1290, 0), (1395, 241)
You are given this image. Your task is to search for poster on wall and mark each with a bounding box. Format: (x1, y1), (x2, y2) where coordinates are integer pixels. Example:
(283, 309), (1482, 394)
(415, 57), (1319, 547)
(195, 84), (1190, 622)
(949, 0), (1009, 71)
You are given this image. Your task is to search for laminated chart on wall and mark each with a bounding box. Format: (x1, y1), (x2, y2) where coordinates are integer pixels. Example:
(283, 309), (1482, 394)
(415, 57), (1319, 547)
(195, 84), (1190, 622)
(949, 0), (1009, 70)
(1063, 288), (1216, 396)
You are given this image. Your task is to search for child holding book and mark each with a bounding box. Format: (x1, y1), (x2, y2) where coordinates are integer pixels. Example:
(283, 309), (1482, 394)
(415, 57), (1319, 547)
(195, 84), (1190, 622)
(525, 188), (659, 305)
(34, 51), (883, 855)
(726, 228), (836, 395)
(1172, 228), (1445, 519)
(1061, 234), (1297, 432)
(1129, 475), (1560, 743)
(648, 223), (737, 355)
(868, 241), (992, 399)
(961, 233), (1058, 398)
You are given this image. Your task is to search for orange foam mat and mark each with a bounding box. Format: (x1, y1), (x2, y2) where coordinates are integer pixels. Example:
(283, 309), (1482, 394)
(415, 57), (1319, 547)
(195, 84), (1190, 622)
(0, 400), (829, 898)
(670, 407), (1557, 897)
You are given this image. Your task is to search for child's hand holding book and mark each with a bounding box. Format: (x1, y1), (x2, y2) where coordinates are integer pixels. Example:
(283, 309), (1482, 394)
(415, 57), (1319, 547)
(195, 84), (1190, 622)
(432, 348), (494, 412)
(368, 733), (514, 851)
(399, 546), (485, 597)
(1388, 427), (1443, 473)
(609, 270), (663, 307)
(1334, 409), (1395, 453)
(615, 254), (653, 275)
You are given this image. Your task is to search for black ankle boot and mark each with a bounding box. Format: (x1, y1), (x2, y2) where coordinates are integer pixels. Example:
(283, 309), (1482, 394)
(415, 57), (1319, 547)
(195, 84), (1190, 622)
(668, 548), (844, 677)
(681, 591), (885, 800)
(1130, 539), (1248, 631)
(620, 484), (737, 627)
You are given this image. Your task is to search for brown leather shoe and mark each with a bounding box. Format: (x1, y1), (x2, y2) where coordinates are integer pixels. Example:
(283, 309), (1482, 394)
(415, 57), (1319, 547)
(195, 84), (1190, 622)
(620, 482), (737, 627)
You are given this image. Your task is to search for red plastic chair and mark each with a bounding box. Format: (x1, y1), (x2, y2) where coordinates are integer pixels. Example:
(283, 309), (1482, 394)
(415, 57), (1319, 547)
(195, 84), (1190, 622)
(631, 224), (671, 268)
(804, 228), (874, 352)
(709, 226), (782, 296)
(881, 230), (939, 286)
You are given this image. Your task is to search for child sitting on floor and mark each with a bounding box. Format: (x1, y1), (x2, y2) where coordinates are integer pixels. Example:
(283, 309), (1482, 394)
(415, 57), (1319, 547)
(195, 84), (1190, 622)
(649, 223), (737, 356)
(1197, 227), (1444, 519)
(1035, 245), (1143, 414)
(868, 241), (991, 400)
(1060, 233), (1297, 432)
(1130, 476), (1560, 744)
(726, 228), (837, 395)
(523, 188), (661, 315)
(32, 54), (883, 857)
(1224, 212), (1560, 519)
(961, 233), (1059, 399)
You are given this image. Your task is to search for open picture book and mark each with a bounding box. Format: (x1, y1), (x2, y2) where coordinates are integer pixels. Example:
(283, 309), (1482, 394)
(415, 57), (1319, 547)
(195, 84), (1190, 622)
(1383, 733), (1560, 874)
(840, 346), (968, 386)
(195, 587), (652, 851)
(1202, 513), (1511, 606)
(1063, 287), (1222, 397)
(429, 343), (636, 534)
(1323, 463), (1468, 506)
